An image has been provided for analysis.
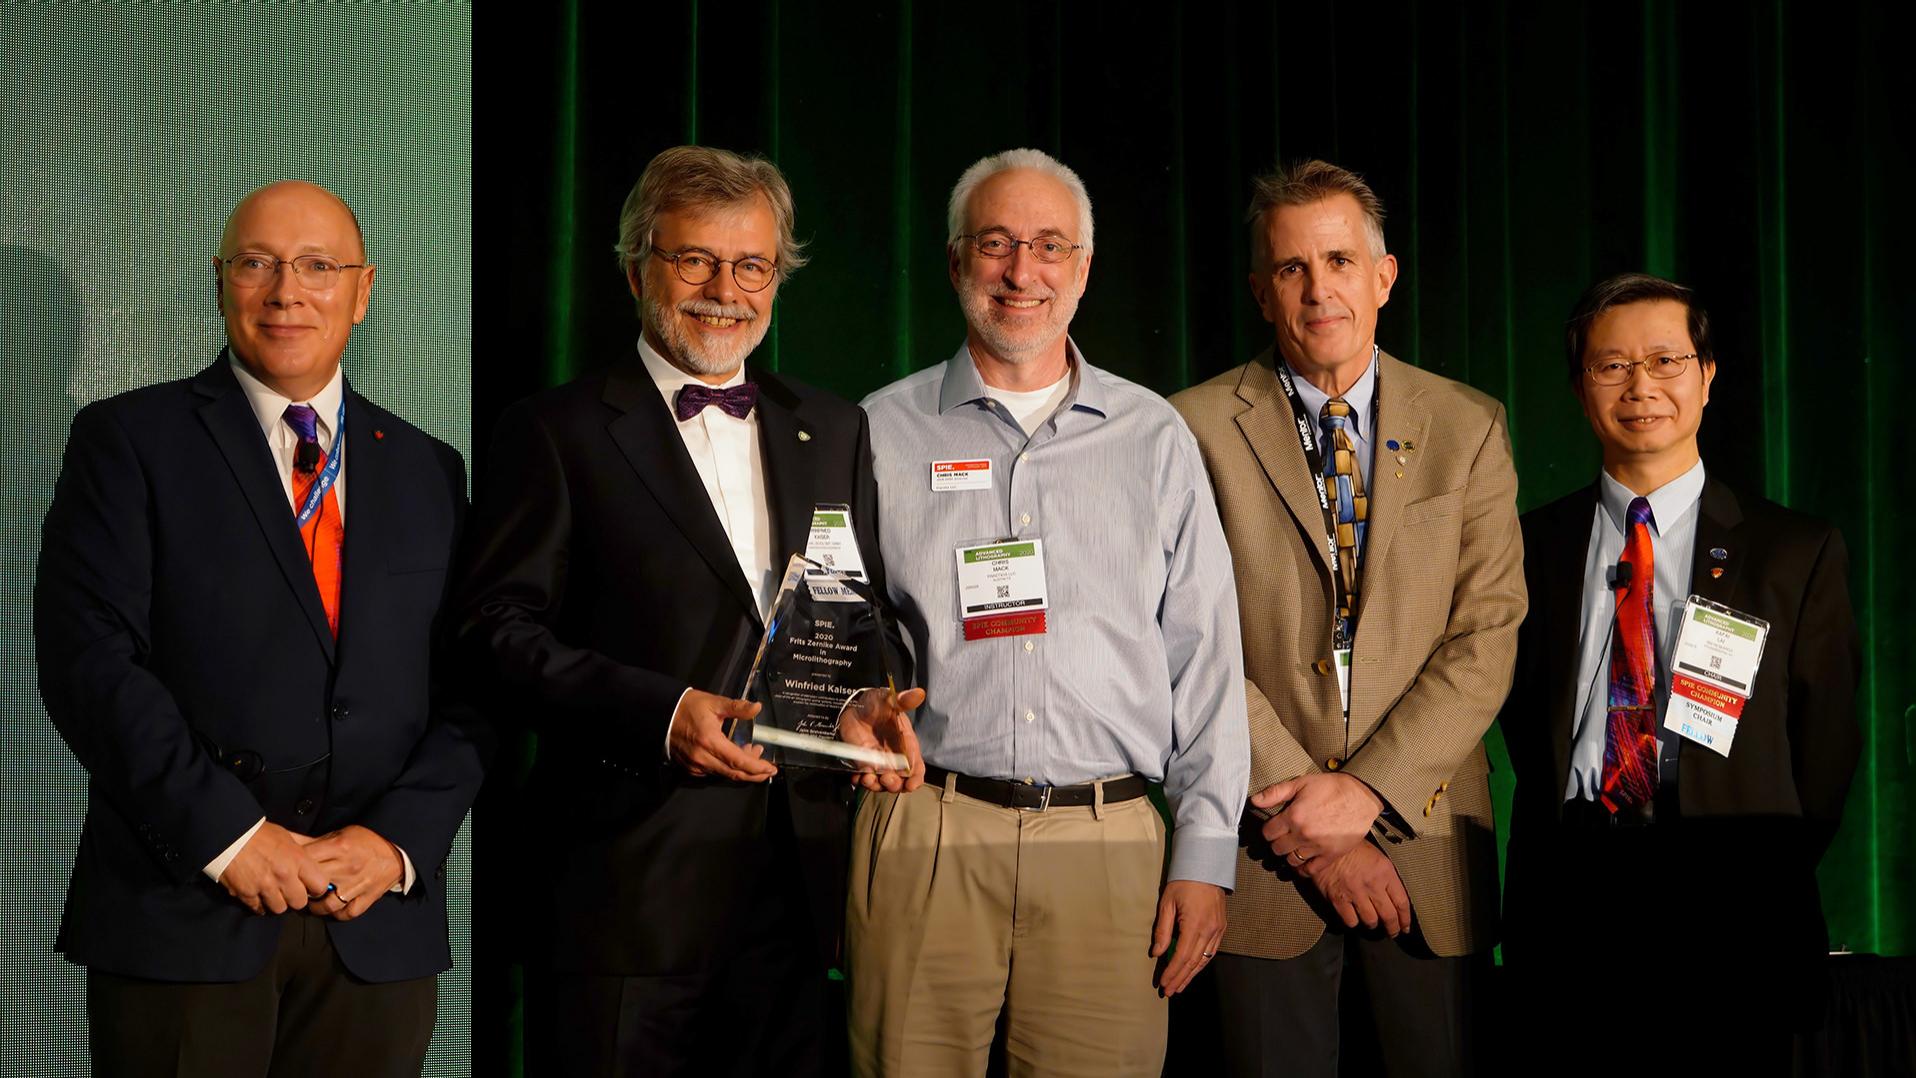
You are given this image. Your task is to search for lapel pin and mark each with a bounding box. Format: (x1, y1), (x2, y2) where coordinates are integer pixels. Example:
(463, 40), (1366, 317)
(1402, 439), (1415, 452)
(1710, 567), (1725, 579)
(1386, 439), (1400, 451)
(373, 429), (384, 440)
(1396, 454), (1408, 465)
(797, 430), (812, 442)
(1710, 547), (1727, 560)
(1395, 470), (1405, 479)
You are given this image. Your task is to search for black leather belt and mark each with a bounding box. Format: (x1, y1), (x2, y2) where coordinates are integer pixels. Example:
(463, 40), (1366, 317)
(923, 765), (1148, 810)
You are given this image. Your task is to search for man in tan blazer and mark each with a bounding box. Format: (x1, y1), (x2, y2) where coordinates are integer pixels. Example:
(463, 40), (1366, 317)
(1170, 159), (1524, 1078)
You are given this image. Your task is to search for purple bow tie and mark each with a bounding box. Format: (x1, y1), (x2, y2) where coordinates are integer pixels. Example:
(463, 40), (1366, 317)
(674, 382), (758, 422)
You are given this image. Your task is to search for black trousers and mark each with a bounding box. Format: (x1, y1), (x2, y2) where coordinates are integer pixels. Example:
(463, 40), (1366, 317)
(1212, 924), (1486, 1078)
(524, 789), (839, 1078)
(87, 914), (437, 1078)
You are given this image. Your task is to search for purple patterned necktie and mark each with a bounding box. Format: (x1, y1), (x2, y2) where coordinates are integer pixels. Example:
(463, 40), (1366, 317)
(674, 382), (758, 421)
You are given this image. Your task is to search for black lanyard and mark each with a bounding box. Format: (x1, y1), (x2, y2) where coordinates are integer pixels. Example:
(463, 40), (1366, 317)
(1273, 346), (1379, 651)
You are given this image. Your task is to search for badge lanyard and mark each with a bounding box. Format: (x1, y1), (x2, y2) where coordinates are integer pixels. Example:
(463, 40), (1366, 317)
(1273, 346), (1379, 749)
(293, 399), (346, 529)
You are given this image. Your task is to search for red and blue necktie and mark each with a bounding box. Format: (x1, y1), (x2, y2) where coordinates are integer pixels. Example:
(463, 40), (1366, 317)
(1600, 496), (1659, 814)
(283, 404), (343, 636)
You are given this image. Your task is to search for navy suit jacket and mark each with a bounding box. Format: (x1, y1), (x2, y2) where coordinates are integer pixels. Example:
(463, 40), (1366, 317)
(35, 354), (486, 983)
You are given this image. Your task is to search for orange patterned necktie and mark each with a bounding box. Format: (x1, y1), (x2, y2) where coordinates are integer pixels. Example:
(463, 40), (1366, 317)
(283, 404), (343, 636)
(1601, 496), (1659, 815)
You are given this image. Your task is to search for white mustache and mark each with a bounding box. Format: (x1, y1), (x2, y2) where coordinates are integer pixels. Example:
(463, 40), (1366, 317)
(679, 299), (756, 320)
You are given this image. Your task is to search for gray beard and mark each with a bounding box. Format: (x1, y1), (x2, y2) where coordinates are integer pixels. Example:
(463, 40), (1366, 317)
(641, 293), (769, 377)
(960, 286), (1080, 363)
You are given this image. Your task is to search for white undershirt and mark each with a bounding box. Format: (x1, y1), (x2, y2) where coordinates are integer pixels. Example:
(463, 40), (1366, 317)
(980, 370), (1072, 436)
(205, 355), (414, 895)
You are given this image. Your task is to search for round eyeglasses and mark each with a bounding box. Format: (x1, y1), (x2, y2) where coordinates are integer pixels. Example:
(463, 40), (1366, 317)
(652, 248), (779, 293)
(222, 253), (367, 290)
(960, 230), (1083, 263)
(1583, 352), (1697, 387)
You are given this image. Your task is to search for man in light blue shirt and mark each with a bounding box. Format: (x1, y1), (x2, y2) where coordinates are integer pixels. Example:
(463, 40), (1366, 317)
(846, 148), (1250, 1078)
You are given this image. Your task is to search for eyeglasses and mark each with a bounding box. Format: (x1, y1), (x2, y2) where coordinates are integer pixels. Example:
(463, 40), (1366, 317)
(960, 230), (1083, 264)
(652, 248), (778, 293)
(1583, 352), (1697, 387)
(222, 253), (368, 290)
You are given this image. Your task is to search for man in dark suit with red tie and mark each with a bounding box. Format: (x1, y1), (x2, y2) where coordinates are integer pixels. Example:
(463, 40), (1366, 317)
(1498, 273), (1860, 1075)
(454, 145), (922, 1076)
(35, 180), (485, 1075)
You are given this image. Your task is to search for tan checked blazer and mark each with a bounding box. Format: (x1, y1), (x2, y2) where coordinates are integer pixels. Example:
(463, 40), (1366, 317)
(1170, 348), (1525, 959)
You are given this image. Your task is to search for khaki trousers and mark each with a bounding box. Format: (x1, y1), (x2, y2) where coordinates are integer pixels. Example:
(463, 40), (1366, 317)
(846, 774), (1168, 1078)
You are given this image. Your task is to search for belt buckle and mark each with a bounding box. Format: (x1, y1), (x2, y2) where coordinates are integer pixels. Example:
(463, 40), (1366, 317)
(1017, 783), (1053, 812)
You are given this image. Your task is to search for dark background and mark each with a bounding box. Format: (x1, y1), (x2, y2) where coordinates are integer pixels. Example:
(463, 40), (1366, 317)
(480, 1), (1914, 1072)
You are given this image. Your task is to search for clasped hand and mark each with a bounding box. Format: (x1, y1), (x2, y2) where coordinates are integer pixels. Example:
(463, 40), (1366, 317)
(218, 822), (402, 921)
(1252, 771), (1384, 864)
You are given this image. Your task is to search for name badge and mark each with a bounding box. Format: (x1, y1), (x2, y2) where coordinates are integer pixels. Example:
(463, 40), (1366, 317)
(954, 538), (1049, 639)
(802, 504), (868, 603)
(1663, 595), (1770, 757)
(931, 458), (994, 492)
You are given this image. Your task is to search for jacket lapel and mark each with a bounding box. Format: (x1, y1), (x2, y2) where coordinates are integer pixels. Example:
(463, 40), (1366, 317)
(192, 356), (337, 663)
(1687, 477), (1746, 606)
(1350, 352), (1431, 625)
(1232, 347), (1335, 580)
(1542, 485), (1599, 805)
(335, 385), (385, 651)
(752, 370), (815, 570)
(602, 363), (759, 620)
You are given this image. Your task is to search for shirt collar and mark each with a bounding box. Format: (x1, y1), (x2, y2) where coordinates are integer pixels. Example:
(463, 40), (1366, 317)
(636, 335), (747, 414)
(1283, 346), (1378, 434)
(938, 336), (1108, 419)
(228, 350), (345, 442)
(1597, 458), (1707, 536)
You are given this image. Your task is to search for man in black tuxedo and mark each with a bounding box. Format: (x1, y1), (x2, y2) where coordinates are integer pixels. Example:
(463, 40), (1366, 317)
(455, 145), (922, 1076)
(35, 180), (484, 1075)
(1499, 273), (1860, 1074)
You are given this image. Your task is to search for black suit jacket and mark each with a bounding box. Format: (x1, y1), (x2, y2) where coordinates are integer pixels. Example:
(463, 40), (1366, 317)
(34, 355), (485, 984)
(1500, 475), (1860, 986)
(454, 358), (898, 976)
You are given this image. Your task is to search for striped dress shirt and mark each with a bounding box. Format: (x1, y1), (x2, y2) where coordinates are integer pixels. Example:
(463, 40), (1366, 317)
(861, 342), (1251, 888)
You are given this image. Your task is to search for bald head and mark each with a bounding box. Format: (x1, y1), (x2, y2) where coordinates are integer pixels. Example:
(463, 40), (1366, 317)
(214, 180), (377, 401)
(219, 180), (366, 261)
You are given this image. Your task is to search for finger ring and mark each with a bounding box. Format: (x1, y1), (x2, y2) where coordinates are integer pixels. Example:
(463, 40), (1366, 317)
(1201, 951), (1215, 958)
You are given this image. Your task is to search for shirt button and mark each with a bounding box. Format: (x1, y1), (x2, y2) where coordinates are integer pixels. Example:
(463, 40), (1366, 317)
(1023, 639), (1034, 653)
(1019, 452), (1029, 463)
(295, 799), (315, 816)
(1019, 512), (1031, 526)
(1024, 710), (1035, 723)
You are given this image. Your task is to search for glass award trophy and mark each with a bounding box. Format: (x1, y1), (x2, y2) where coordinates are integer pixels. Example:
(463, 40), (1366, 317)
(726, 552), (910, 773)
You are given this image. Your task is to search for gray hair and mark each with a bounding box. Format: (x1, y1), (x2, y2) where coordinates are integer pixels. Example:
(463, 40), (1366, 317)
(612, 145), (808, 277)
(945, 148), (1095, 255)
(1246, 159), (1387, 263)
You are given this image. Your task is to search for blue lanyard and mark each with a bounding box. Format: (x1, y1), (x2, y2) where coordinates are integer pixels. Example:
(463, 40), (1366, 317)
(294, 399), (346, 529)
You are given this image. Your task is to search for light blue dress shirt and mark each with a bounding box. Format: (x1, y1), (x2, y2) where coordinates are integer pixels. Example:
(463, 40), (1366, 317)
(861, 341), (1252, 888)
(1284, 351), (1379, 488)
(1565, 460), (1706, 800)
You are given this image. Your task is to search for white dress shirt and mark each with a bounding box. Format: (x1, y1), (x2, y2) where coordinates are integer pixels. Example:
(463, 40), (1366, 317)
(206, 355), (415, 896)
(1565, 460), (1706, 800)
(636, 337), (776, 614)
